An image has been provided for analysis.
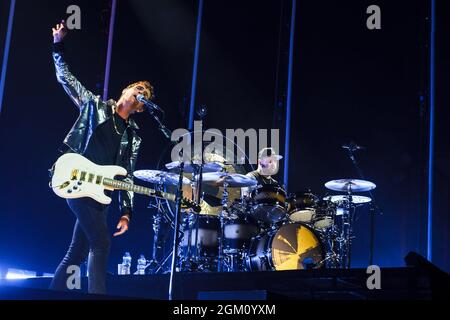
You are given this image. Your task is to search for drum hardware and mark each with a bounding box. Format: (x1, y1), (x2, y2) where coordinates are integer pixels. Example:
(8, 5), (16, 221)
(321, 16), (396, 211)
(222, 248), (248, 272)
(177, 158), (226, 272)
(323, 191), (355, 269)
(134, 143), (382, 273)
(149, 209), (163, 271)
(133, 169), (191, 274)
(185, 162), (205, 268)
(341, 142), (383, 266)
(137, 181), (175, 274)
(217, 175), (229, 272)
(162, 150), (230, 272)
(324, 178), (377, 268)
(191, 171), (258, 272)
(137, 174), (379, 272)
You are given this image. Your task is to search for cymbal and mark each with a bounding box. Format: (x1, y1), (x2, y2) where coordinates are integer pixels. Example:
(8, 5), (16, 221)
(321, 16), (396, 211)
(323, 195), (372, 204)
(165, 161), (223, 173)
(196, 172), (257, 188)
(324, 179), (376, 192)
(134, 170), (191, 185)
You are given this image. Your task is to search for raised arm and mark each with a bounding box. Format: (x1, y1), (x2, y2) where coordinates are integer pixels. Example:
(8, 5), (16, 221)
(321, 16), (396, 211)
(52, 21), (96, 110)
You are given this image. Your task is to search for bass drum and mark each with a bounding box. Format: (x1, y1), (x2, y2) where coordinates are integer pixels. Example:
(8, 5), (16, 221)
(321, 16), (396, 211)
(246, 223), (324, 271)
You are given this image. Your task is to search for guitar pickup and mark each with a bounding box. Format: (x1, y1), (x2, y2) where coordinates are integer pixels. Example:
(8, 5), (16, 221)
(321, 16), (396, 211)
(80, 171), (87, 181)
(96, 175), (103, 185)
(71, 169), (79, 180)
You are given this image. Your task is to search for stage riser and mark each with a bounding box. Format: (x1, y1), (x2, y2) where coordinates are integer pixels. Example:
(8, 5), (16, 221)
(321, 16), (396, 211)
(1, 267), (441, 300)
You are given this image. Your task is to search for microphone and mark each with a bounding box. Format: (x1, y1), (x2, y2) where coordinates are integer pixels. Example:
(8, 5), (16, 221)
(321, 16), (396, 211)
(341, 141), (365, 152)
(136, 94), (162, 113)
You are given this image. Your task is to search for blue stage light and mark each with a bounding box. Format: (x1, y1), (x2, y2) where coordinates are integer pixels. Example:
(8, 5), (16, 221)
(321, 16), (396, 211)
(5, 268), (36, 280)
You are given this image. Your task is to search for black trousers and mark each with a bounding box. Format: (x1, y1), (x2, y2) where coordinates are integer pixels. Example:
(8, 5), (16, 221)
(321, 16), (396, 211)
(50, 197), (111, 294)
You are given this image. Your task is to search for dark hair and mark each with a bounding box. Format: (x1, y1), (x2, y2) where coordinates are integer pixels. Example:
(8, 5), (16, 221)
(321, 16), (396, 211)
(123, 81), (155, 100)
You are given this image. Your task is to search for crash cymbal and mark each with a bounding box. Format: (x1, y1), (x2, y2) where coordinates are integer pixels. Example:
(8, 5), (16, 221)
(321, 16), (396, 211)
(133, 170), (191, 185)
(196, 172), (257, 188)
(323, 195), (372, 204)
(324, 179), (376, 192)
(165, 161), (223, 173)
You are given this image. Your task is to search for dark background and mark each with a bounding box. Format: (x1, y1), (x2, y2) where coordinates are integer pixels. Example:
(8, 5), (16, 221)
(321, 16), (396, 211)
(0, 0), (448, 276)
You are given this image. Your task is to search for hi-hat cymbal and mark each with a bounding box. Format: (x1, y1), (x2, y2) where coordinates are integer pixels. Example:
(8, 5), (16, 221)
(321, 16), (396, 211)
(324, 179), (376, 192)
(165, 161), (223, 173)
(134, 170), (191, 185)
(323, 195), (372, 204)
(196, 172), (257, 188)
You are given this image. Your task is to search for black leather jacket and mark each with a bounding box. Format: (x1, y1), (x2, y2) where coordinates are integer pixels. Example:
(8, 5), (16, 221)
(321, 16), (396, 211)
(52, 42), (141, 218)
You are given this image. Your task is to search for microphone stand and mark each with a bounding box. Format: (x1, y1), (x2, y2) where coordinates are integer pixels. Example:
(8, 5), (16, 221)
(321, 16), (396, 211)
(344, 143), (383, 266)
(145, 106), (183, 300)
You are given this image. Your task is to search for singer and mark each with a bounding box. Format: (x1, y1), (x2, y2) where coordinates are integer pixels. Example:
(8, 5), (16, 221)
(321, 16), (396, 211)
(49, 20), (154, 294)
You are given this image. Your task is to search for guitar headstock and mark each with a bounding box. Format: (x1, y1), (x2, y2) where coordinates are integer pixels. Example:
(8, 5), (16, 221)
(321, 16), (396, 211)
(181, 198), (201, 213)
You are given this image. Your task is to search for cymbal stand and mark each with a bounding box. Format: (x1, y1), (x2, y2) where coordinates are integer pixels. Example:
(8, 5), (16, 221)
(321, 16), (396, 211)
(154, 227), (185, 274)
(192, 162), (205, 267)
(344, 142), (383, 265)
(337, 191), (356, 269)
(184, 212), (194, 271)
(145, 182), (166, 273)
(217, 175), (229, 272)
(320, 223), (341, 269)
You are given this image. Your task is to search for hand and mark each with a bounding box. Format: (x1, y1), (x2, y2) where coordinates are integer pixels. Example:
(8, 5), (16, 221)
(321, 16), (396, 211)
(113, 216), (129, 237)
(52, 20), (67, 43)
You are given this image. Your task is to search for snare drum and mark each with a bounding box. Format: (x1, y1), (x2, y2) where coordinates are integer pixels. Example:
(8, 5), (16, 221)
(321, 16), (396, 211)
(250, 185), (288, 224)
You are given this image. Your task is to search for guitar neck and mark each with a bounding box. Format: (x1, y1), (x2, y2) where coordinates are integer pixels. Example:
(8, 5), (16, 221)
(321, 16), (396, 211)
(102, 178), (176, 201)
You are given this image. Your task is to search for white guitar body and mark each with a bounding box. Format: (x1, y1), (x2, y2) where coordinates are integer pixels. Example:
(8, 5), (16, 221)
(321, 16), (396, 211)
(50, 153), (201, 212)
(51, 153), (127, 205)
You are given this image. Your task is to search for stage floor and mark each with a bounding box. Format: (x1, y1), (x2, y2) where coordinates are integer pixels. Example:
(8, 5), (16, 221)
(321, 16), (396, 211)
(1, 267), (447, 300)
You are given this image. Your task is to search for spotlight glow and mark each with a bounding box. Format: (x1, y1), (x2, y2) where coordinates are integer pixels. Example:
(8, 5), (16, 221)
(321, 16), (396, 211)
(5, 268), (36, 280)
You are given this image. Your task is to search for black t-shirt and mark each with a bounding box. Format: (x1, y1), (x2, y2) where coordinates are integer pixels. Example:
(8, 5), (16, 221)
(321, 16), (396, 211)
(83, 112), (128, 166)
(246, 170), (279, 187)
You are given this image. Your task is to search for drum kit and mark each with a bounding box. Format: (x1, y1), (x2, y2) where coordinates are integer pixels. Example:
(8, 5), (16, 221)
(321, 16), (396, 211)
(134, 157), (377, 273)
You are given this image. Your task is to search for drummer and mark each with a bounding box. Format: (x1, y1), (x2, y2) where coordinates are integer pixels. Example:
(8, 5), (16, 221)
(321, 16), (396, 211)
(243, 147), (283, 196)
